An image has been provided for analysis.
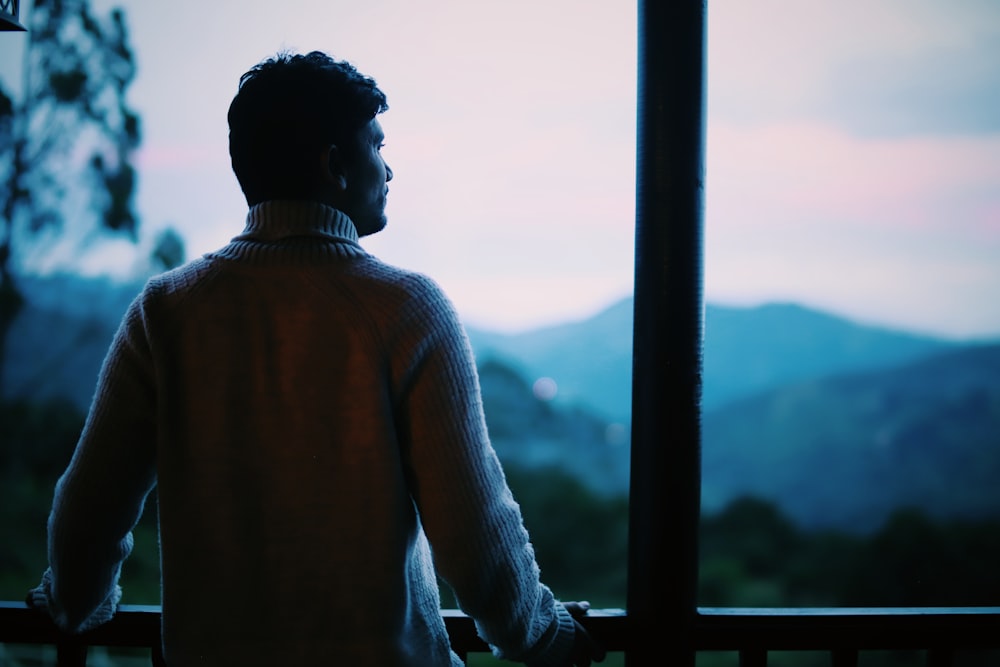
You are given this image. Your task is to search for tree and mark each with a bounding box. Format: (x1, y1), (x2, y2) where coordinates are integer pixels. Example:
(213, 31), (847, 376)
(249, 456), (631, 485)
(0, 0), (141, 391)
(150, 226), (186, 273)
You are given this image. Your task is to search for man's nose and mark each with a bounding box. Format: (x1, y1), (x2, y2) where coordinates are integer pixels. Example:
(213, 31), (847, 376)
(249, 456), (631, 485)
(385, 164), (393, 182)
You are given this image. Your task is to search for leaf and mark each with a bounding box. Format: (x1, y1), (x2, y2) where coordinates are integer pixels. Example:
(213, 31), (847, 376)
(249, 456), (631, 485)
(48, 68), (88, 103)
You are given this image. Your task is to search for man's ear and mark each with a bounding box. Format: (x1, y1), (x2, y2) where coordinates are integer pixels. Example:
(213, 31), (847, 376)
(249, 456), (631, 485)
(322, 144), (349, 192)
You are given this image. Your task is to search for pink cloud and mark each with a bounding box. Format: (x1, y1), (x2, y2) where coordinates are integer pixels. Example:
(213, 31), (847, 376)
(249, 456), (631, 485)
(707, 122), (1000, 234)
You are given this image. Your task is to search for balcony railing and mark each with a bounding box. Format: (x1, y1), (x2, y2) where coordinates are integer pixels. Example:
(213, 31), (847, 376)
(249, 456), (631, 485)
(4, 3), (998, 667)
(3, 602), (999, 666)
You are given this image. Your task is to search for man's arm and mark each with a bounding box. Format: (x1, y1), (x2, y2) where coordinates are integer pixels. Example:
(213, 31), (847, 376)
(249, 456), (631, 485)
(30, 294), (158, 633)
(390, 276), (595, 666)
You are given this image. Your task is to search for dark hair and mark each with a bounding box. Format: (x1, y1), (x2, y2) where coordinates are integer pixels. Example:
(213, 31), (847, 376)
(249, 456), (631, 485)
(228, 51), (388, 205)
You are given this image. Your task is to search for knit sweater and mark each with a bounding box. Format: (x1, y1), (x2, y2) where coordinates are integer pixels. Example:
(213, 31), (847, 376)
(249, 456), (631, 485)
(40, 200), (576, 666)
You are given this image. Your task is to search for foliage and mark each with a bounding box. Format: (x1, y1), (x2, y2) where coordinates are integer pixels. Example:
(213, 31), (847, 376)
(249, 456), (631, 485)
(841, 509), (1000, 607)
(504, 464), (629, 608)
(699, 497), (1000, 609)
(3, 390), (999, 667)
(0, 397), (83, 479)
(0, 398), (84, 599)
(150, 227), (186, 273)
(0, 0), (142, 390)
(0, 397), (161, 605)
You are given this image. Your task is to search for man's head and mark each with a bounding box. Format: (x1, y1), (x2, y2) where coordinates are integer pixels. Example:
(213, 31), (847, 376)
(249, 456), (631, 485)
(228, 51), (392, 235)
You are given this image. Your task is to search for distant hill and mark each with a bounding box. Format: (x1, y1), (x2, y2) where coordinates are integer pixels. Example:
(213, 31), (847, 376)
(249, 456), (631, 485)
(6, 277), (962, 421)
(468, 297), (957, 423)
(479, 338), (1000, 532)
(701, 343), (1000, 532)
(702, 302), (958, 410)
(5, 275), (999, 535)
(477, 359), (629, 497)
(469, 298), (635, 425)
(3, 275), (145, 409)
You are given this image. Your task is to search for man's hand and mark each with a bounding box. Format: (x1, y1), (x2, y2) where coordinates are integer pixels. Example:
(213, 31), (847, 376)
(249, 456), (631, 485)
(564, 601), (606, 666)
(24, 568), (122, 634)
(25, 568), (55, 614)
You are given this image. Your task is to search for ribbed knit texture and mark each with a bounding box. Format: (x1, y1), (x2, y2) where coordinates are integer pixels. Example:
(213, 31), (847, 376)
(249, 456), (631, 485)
(41, 200), (575, 666)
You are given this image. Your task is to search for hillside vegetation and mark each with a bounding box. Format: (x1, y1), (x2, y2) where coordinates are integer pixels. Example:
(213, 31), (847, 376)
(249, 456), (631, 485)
(3, 276), (999, 616)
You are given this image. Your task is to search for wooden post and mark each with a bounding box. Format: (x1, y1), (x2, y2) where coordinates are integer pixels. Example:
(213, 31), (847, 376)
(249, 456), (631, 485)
(626, 0), (707, 665)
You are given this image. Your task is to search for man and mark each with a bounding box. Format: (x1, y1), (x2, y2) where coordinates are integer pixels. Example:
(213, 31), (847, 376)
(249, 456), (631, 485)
(28, 51), (604, 666)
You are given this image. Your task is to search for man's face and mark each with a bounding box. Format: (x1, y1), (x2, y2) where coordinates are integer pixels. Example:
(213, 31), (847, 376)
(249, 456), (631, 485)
(341, 118), (392, 237)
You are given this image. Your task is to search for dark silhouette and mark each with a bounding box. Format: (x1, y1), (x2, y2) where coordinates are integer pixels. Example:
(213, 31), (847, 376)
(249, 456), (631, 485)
(26, 51), (604, 666)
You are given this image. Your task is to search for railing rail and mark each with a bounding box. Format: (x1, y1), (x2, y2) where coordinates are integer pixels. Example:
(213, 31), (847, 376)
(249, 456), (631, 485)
(696, 608), (1000, 663)
(3, 602), (999, 666)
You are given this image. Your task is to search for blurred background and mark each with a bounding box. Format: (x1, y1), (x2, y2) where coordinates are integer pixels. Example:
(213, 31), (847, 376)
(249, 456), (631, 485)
(1, 1), (999, 665)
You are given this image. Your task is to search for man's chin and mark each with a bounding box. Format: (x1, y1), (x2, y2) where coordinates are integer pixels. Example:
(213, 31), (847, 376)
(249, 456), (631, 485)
(358, 216), (388, 238)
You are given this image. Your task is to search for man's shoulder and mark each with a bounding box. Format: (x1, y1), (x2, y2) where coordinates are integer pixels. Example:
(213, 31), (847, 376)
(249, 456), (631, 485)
(352, 257), (447, 301)
(347, 259), (461, 329)
(138, 256), (220, 304)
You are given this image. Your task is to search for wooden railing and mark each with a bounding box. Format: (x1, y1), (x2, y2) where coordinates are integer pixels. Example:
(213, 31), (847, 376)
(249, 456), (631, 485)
(694, 607), (1000, 666)
(3, 602), (999, 665)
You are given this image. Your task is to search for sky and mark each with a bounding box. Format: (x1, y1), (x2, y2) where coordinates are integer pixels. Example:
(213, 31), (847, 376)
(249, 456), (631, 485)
(1, 0), (999, 339)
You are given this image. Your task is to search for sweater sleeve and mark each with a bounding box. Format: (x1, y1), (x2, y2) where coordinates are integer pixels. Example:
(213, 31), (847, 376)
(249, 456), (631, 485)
(41, 291), (158, 633)
(390, 277), (575, 666)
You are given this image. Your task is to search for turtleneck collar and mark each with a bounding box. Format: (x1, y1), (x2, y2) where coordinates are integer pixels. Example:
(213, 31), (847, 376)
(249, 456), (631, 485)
(236, 200), (361, 245)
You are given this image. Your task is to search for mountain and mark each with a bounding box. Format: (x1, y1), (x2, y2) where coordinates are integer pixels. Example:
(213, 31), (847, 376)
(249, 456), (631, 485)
(478, 337), (1000, 531)
(3, 275), (145, 409)
(702, 302), (958, 410)
(468, 298), (957, 423)
(7, 277), (960, 422)
(469, 298), (635, 425)
(701, 343), (1000, 532)
(477, 358), (629, 497)
(5, 275), (999, 535)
